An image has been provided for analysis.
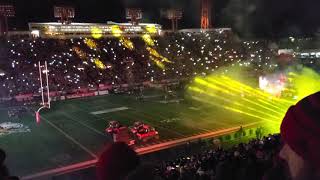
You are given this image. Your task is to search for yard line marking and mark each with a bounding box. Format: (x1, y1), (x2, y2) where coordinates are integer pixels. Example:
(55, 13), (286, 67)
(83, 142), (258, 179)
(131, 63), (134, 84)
(66, 104), (109, 123)
(189, 107), (201, 111)
(61, 112), (107, 137)
(158, 99), (184, 104)
(177, 112), (213, 132)
(142, 95), (163, 99)
(90, 107), (129, 115)
(22, 123), (261, 180)
(87, 100), (188, 138)
(41, 115), (97, 159)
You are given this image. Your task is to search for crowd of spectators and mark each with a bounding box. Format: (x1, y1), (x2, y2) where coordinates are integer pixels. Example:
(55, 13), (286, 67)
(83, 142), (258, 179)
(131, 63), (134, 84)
(93, 92), (320, 180)
(92, 134), (284, 180)
(0, 31), (278, 97)
(1, 91), (320, 179)
(155, 134), (282, 180)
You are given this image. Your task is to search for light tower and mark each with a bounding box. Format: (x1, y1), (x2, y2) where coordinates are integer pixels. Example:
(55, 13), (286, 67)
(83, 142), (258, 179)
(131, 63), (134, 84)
(201, 0), (211, 29)
(0, 4), (15, 36)
(126, 8), (142, 25)
(163, 9), (183, 32)
(54, 6), (75, 24)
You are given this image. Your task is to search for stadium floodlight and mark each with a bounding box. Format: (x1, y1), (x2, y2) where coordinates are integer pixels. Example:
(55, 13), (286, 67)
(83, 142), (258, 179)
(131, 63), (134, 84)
(126, 8), (142, 25)
(0, 4), (15, 35)
(36, 61), (50, 123)
(54, 6), (75, 24)
(201, 0), (211, 29)
(162, 9), (182, 31)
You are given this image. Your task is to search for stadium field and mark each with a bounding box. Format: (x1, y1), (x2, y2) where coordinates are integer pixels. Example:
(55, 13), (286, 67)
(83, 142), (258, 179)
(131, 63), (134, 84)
(0, 90), (264, 177)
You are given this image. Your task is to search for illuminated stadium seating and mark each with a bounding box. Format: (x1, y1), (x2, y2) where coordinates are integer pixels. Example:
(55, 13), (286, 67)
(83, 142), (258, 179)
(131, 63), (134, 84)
(0, 31), (276, 98)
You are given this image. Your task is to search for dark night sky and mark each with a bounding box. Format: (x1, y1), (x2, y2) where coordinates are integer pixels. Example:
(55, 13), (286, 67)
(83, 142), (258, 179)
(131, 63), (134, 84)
(2, 0), (320, 38)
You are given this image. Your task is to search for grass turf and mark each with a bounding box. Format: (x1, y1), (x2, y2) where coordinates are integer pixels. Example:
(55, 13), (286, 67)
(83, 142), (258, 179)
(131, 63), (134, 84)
(0, 92), (263, 177)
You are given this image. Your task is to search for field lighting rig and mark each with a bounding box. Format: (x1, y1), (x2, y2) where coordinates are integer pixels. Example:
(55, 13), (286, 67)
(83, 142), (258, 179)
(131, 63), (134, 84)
(0, 4), (15, 35)
(54, 6), (75, 24)
(201, 0), (211, 29)
(126, 8), (142, 25)
(162, 9), (182, 31)
(36, 61), (50, 123)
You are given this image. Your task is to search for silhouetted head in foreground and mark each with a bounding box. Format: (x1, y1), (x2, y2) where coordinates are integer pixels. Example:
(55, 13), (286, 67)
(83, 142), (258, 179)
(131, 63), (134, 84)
(96, 142), (140, 180)
(0, 148), (6, 165)
(0, 148), (10, 179)
(280, 92), (320, 180)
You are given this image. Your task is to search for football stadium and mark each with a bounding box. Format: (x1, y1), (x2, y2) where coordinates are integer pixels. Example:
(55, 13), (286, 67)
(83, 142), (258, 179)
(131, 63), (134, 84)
(1, 1), (320, 180)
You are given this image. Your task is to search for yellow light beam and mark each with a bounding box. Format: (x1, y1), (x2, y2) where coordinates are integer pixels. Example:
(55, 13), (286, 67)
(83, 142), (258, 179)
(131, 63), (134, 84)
(188, 86), (283, 119)
(193, 77), (286, 114)
(191, 96), (281, 125)
(205, 76), (287, 111)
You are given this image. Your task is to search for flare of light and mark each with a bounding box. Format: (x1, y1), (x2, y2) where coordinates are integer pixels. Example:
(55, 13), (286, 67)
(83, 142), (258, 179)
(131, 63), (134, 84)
(149, 56), (165, 69)
(120, 37), (134, 50)
(146, 47), (172, 69)
(94, 58), (106, 70)
(84, 38), (97, 49)
(187, 74), (292, 134)
(72, 47), (86, 60)
(111, 25), (122, 37)
(289, 68), (320, 101)
(146, 47), (172, 62)
(187, 67), (320, 135)
(142, 34), (155, 46)
(145, 25), (157, 34)
(91, 26), (103, 39)
(110, 25), (135, 50)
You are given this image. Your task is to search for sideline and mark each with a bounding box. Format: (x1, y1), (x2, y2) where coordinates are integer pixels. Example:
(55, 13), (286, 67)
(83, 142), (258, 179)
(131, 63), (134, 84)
(42, 115), (97, 159)
(22, 122), (259, 180)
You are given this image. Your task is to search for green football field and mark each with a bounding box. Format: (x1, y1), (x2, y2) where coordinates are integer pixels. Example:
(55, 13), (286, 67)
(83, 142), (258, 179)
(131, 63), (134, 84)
(0, 89), (266, 177)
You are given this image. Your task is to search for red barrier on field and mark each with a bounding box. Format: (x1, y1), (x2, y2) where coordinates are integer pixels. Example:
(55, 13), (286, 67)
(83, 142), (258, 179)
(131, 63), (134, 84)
(98, 84), (113, 90)
(36, 112), (40, 123)
(15, 94), (34, 102)
(66, 92), (96, 99)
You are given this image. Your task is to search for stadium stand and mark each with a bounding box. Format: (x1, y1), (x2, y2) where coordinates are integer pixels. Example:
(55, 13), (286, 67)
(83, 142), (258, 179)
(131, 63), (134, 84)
(0, 31), (277, 98)
(48, 133), (282, 180)
(152, 134), (282, 180)
(2, 28), (320, 180)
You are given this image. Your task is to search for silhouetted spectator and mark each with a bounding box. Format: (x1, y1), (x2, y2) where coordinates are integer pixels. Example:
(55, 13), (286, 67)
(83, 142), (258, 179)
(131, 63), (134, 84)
(96, 142), (140, 180)
(0, 148), (9, 179)
(0, 148), (5, 165)
(279, 92), (320, 180)
(5, 176), (20, 180)
(125, 164), (162, 180)
(262, 157), (289, 180)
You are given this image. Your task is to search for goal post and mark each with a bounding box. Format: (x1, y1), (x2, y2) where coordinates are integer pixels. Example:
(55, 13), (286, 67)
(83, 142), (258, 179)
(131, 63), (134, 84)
(36, 61), (50, 123)
(36, 111), (40, 123)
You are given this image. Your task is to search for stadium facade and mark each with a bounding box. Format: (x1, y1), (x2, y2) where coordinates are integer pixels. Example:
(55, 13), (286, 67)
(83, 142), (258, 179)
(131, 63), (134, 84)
(28, 21), (162, 38)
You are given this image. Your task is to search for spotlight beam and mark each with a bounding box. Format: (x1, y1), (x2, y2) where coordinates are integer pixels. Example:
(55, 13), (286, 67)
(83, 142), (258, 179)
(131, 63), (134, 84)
(192, 79), (286, 115)
(188, 86), (282, 120)
(205, 77), (287, 112)
(191, 96), (281, 125)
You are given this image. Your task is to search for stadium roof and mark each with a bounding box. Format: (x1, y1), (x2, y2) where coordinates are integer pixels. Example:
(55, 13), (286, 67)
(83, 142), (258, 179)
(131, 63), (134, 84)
(28, 21), (161, 26)
(28, 22), (162, 38)
(178, 28), (232, 33)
